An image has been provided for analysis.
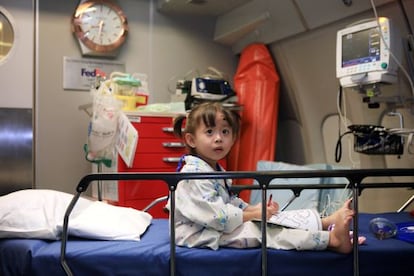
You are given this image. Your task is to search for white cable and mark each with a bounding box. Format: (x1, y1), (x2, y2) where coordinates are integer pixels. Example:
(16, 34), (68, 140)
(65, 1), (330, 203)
(388, 128), (414, 154)
(336, 88), (349, 127)
(388, 128), (414, 135)
(338, 90), (355, 166)
(200, 67), (228, 80)
(167, 69), (199, 95)
(407, 133), (414, 154)
(336, 87), (360, 168)
(370, 0), (414, 98)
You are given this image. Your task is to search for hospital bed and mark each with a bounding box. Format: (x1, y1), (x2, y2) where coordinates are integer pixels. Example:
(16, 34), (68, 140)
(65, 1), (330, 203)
(1, 168), (414, 276)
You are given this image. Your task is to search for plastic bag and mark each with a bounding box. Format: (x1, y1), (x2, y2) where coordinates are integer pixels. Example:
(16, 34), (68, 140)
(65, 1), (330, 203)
(85, 80), (123, 167)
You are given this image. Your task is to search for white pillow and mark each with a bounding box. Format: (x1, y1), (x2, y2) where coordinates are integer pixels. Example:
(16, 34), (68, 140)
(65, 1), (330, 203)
(59, 201), (152, 241)
(0, 189), (152, 241)
(0, 189), (92, 240)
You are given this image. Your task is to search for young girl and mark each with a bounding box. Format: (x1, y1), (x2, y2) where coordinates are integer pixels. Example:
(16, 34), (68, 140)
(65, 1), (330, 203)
(168, 101), (354, 253)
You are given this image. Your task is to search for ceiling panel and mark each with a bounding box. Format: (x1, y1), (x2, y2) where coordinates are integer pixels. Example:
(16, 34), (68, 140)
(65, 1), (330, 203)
(295, 0), (396, 29)
(156, 0), (252, 16)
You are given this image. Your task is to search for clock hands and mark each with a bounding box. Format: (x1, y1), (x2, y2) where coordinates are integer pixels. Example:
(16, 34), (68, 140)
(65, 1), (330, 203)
(72, 1), (128, 55)
(97, 20), (104, 44)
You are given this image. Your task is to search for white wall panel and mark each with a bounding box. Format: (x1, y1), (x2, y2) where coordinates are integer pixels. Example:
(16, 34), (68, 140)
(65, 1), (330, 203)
(0, 0), (33, 108)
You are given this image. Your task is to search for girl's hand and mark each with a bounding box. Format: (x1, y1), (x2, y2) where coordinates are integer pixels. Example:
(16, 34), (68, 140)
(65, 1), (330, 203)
(266, 201), (279, 219)
(243, 201), (279, 222)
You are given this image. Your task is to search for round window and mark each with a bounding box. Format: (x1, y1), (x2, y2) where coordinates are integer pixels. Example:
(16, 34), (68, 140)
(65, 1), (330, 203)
(0, 8), (15, 64)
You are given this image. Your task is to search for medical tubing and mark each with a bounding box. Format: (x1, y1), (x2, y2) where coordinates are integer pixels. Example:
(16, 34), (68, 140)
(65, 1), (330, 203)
(335, 85), (359, 167)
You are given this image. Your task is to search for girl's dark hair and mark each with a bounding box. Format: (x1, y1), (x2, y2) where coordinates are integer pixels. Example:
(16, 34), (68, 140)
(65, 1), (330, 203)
(173, 102), (241, 154)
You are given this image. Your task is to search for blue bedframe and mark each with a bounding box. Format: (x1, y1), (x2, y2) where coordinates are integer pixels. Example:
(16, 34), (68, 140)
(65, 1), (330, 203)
(1, 169), (414, 276)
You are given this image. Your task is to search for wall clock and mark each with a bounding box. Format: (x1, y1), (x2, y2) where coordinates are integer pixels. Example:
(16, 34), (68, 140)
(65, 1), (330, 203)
(0, 7), (16, 64)
(72, 0), (128, 57)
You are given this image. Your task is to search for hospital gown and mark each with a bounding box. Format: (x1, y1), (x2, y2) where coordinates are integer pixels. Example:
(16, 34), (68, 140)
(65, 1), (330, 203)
(168, 155), (330, 251)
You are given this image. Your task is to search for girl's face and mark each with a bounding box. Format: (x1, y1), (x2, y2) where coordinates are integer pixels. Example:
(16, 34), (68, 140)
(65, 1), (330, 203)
(185, 112), (235, 169)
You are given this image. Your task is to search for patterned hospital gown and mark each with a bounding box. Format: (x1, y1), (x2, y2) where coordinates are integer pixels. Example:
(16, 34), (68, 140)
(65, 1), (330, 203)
(168, 155), (330, 251)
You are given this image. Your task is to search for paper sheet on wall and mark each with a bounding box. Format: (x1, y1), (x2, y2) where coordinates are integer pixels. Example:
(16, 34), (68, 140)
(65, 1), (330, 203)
(255, 209), (321, 231)
(116, 112), (138, 167)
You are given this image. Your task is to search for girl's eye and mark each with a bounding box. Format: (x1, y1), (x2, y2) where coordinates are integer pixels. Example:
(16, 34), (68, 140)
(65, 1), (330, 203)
(222, 128), (231, 135)
(206, 129), (213, 135)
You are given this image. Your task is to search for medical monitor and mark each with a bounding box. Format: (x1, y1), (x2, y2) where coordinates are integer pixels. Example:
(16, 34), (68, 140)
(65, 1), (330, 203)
(336, 17), (399, 87)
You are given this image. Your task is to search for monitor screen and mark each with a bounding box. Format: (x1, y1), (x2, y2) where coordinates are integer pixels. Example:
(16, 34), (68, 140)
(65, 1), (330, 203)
(336, 17), (399, 87)
(341, 27), (381, 68)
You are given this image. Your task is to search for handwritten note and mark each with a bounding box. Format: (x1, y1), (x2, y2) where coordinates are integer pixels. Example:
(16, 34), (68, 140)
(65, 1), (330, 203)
(116, 112), (138, 167)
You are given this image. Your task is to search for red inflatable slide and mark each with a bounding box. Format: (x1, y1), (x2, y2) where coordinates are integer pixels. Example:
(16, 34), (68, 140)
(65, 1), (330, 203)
(228, 43), (280, 201)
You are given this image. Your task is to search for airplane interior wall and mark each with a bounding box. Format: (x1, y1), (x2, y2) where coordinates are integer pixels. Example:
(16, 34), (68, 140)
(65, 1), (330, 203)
(35, 0), (237, 195)
(0, 0), (34, 195)
(270, 1), (414, 212)
(1, 0), (412, 213)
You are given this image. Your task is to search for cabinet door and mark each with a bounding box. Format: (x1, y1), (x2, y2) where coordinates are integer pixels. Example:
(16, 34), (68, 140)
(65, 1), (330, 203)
(116, 115), (184, 218)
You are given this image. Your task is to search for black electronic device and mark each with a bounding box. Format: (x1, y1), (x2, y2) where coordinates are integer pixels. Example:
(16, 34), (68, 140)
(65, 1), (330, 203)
(348, 124), (403, 155)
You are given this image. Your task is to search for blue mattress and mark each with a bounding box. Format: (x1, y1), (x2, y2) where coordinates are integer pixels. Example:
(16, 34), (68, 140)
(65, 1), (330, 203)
(1, 212), (413, 276)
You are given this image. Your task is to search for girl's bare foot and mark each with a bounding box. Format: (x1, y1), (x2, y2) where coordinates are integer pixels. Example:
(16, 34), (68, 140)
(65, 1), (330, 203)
(322, 198), (354, 229)
(326, 199), (354, 253)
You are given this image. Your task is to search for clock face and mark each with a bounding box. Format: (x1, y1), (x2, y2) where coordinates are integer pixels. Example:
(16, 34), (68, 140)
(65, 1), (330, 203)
(72, 0), (128, 53)
(0, 7), (15, 64)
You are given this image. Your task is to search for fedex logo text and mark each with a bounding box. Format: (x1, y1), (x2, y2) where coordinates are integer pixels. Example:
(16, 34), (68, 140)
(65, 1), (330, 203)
(81, 68), (96, 77)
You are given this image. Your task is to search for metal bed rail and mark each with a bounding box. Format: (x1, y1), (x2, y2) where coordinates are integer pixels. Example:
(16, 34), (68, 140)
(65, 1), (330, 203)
(60, 168), (414, 276)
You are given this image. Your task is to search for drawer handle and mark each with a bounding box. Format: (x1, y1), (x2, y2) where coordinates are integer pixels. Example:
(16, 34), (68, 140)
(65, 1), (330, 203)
(163, 157), (181, 163)
(162, 127), (184, 133)
(162, 127), (174, 133)
(162, 142), (185, 148)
